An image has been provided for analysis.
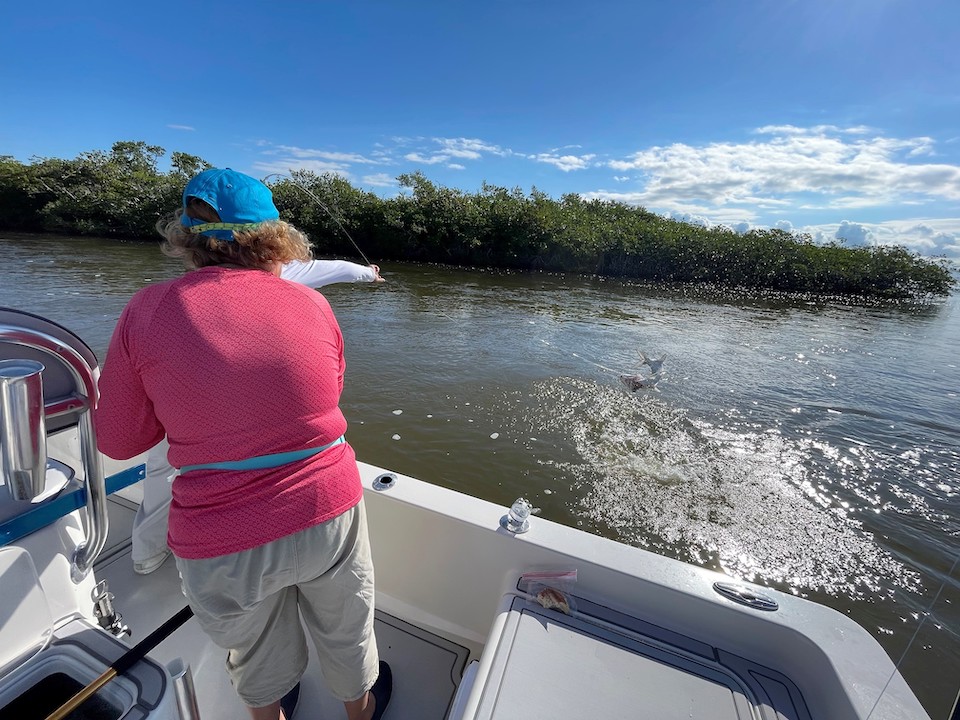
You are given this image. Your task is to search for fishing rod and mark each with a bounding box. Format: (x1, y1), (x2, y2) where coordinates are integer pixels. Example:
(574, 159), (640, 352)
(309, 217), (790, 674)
(261, 172), (373, 267)
(44, 605), (194, 720)
(259, 171), (484, 326)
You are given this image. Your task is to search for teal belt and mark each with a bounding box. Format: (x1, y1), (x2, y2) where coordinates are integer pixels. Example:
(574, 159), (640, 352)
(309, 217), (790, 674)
(178, 436), (345, 474)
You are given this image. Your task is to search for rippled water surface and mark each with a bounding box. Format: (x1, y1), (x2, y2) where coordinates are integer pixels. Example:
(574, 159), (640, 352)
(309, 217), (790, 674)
(3, 234), (958, 717)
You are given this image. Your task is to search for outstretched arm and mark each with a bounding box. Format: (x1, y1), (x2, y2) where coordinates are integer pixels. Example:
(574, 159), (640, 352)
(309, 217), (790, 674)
(280, 259), (383, 288)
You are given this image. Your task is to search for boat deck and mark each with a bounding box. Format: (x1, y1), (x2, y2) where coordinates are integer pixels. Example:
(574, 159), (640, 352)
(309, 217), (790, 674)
(95, 491), (470, 720)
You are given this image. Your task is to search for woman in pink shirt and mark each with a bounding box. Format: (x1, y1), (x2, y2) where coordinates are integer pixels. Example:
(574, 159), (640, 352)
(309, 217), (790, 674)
(95, 168), (391, 720)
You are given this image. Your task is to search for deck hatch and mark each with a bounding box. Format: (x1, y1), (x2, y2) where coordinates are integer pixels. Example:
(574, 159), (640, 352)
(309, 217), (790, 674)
(472, 596), (756, 719)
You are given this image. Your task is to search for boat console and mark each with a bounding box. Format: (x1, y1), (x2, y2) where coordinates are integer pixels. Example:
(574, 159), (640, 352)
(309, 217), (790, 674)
(0, 308), (189, 720)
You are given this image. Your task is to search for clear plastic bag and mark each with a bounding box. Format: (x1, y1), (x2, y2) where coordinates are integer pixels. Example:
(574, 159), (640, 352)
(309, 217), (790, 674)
(519, 570), (578, 614)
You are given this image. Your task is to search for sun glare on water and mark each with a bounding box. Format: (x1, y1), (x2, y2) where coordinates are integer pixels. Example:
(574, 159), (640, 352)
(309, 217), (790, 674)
(515, 376), (924, 601)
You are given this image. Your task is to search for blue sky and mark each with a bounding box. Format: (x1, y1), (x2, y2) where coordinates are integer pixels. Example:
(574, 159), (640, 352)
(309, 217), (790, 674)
(3, 0), (959, 258)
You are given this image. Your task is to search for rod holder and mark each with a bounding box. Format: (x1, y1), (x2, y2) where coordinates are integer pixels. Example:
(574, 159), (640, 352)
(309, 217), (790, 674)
(168, 658), (202, 720)
(0, 359), (48, 501)
(0, 322), (107, 580)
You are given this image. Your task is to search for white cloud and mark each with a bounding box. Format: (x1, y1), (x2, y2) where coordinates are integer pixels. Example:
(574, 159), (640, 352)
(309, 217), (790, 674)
(669, 211), (712, 227)
(871, 222), (957, 256)
(251, 141), (393, 181)
(361, 173), (397, 188)
(272, 146), (384, 164)
(167, 124), (195, 131)
(907, 139), (936, 157)
(253, 136), (515, 183)
(801, 218), (960, 258)
(252, 159), (351, 178)
(583, 193), (761, 226)
(754, 124), (872, 136)
(835, 220), (872, 246)
(581, 201), (960, 261)
(404, 152), (447, 165)
(531, 153), (596, 172)
(603, 127), (960, 211)
(402, 137), (512, 166)
(444, 148), (482, 160)
(435, 137), (509, 157)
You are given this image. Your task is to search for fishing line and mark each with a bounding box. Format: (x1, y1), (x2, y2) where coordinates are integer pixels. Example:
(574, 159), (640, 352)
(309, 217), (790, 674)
(864, 552), (959, 720)
(537, 338), (663, 390)
(262, 172), (373, 266)
(539, 339), (621, 374)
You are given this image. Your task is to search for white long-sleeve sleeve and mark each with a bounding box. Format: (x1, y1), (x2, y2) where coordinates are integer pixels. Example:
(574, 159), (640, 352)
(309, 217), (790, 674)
(280, 260), (377, 288)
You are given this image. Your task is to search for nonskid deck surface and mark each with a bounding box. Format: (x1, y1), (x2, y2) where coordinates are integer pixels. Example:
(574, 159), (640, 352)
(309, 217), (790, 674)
(96, 495), (469, 720)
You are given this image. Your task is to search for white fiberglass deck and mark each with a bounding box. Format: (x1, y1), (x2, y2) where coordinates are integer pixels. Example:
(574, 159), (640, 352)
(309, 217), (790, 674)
(95, 487), (807, 720)
(0, 465), (932, 720)
(95, 494), (470, 720)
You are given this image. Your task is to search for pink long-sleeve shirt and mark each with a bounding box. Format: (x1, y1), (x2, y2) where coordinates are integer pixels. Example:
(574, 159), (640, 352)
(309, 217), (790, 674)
(95, 266), (362, 559)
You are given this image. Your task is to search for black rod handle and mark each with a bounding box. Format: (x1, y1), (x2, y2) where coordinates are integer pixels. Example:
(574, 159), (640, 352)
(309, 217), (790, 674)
(45, 605), (194, 720)
(115, 605), (194, 675)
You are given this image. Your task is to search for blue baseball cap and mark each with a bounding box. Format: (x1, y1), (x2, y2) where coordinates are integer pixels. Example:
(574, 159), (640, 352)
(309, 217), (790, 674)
(180, 168), (280, 241)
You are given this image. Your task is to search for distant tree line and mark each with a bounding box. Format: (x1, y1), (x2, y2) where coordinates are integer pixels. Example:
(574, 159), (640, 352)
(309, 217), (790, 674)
(1, 141), (954, 299)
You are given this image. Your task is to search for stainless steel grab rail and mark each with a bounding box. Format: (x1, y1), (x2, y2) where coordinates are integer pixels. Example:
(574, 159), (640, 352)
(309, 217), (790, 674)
(0, 323), (108, 579)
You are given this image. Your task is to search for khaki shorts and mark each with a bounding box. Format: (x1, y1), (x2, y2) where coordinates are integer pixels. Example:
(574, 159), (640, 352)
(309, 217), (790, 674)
(175, 501), (378, 707)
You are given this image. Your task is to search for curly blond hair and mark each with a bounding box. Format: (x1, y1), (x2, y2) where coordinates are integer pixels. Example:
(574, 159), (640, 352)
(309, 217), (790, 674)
(157, 199), (312, 269)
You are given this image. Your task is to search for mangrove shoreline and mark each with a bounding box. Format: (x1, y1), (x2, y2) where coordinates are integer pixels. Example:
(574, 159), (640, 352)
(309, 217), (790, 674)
(1, 141), (954, 299)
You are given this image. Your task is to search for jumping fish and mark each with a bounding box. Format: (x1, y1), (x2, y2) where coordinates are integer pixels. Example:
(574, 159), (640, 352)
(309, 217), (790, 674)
(638, 351), (666, 374)
(619, 373), (661, 392)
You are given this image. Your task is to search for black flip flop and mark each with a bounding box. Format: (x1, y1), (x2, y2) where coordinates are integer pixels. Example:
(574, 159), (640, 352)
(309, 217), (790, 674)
(280, 681), (300, 720)
(370, 661), (393, 720)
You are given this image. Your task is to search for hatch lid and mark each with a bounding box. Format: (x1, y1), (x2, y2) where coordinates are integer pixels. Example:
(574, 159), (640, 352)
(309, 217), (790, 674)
(0, 546), (54, 678)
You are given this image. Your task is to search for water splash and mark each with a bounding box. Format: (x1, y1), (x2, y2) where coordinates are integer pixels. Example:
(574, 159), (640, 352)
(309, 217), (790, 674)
(520, 376), (922, 599)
